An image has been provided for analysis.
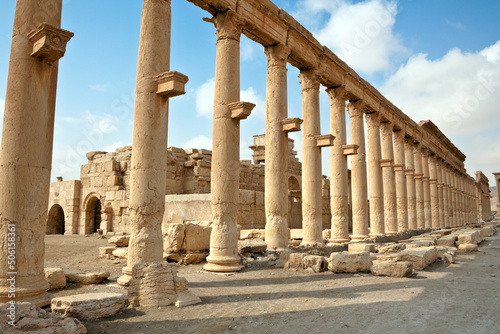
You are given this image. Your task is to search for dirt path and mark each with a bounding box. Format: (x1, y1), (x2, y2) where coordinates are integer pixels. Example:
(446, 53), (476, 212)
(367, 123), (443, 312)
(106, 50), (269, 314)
(45, 231), (500, 334)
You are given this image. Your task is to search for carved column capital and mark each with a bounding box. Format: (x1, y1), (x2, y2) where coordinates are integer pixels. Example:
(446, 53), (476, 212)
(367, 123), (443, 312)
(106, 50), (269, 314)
(299, 69), (320, 92)
(364, 111), (382, 129)
(393, 129), (405, 143)
(205, 10), (244, 42)
(265, 43), (290, 68)
(326, 85), (346, 102)
(347, 100), (366, 118)
(380, 121), (393, 138)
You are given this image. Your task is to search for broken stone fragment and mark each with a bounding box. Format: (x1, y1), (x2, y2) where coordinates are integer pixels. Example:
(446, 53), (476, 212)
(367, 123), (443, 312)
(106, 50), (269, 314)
(371, 261), (413, 278)
(51, 293), (127, 319)
(238, 238), (267, 254)
(396, 246), (438, 270)
(64, 269), (110, 284)
(108, 235), (129, 247)
(328, 251), (372, 273)
(44, 267), (66, 290)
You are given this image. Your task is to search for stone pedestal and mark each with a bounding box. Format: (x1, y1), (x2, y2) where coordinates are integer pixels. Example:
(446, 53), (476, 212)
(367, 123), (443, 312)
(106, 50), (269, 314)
(204, 11), (244, 272)
(380, 122), (398, 234)
(119, 0), (176, 285)
(393, 130), (408, 231)
(299, 70), (323, 245)
(404, 138), (417, 230)
(421, 149), (432, 228)
(348, 101), (369, 240)
(0, 0), (72, 306)
(365, 112), (385, 236)
(326, 87), (351, 243)
(413, 144), (425, 229)
(264, 44), (290, 250)
(429, 154), (440, 228)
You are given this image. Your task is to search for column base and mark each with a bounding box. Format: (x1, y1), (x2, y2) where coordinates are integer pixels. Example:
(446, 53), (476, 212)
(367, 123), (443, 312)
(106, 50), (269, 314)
(0, 278), (52, 307)
(203, 255), (243, 273)
(328, 238), (351, 244)
(300, 241), (325, 247)
(350, 234), (369, 241)
(117, 266), (133, 286)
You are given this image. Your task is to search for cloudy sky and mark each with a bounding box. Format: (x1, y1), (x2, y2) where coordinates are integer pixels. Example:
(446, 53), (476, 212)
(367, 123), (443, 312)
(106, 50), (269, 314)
(0, 0), (499, 186)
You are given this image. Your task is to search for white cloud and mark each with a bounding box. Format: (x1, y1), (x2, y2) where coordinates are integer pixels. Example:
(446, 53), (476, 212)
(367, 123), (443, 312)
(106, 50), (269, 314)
(241, 87), (266, 118)
(84, 110), (119, 134)
(294, 0), (408, 74)
(183, 135), (212, 150)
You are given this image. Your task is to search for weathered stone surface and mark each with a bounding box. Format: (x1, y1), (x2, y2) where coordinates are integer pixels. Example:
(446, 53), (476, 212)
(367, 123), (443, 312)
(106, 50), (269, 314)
(45, 268), (66, 290)
(51, 293), (126, 319)
(458, 244), (479, 252)
(0, 302), (87, 333)
(99, 246), (116, 258)
(328, 251), (372, 273)
(371, 261), (413, 277)
(183, 253), (208, 264)
(163, 223), (186, 253)
(240, 229), (266, 240)
(290, 229), (303, 239)
(370, 253), (399, 262)
(397, 247), (439, 270)
(303, 255), (328, 272)
(430, 229), (452, 236)
(108, 235), (129, 247)
(378, 243), (406, 254)
(238, 238), (267, 254)
(458, 231), (482, 245)
(65, 269), (110, 284)
(480, 226), (495, 238)
(322, 229), (331, 242)
(112, 248), (128, 259)
(437, 235), (457, 247)
(182, 223), (211, 251)
(348, 243), (376, 253)
(287, 253), (306, 269)
(436, 246), (456, 263)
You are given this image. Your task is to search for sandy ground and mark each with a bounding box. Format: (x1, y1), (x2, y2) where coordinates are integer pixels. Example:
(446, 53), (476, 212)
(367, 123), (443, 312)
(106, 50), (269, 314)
(45, 226), (500, 334)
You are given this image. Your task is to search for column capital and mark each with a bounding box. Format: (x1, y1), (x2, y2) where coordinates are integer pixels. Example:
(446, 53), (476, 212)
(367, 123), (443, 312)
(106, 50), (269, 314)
(205, 10), (244, 42)
(393, 129), (405, 143)
(325, 85), (347, 102)
(264, 43), (290, 68)
(380, 121), (393, 137)
(347, 100), (366, 118)
(298, 69), (320, 91)
(364, 111), (382, 128)
(421, 147), (430, 157)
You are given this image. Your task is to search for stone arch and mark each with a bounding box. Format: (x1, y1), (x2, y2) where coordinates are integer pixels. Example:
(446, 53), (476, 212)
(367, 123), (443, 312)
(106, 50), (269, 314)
(83, 193), (102, 234)
(46, 204), (65, 235)
(288, 176), (302, 228)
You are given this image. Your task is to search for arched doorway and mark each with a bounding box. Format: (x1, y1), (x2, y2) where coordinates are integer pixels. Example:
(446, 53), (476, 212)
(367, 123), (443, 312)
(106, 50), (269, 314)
(85, 197), (102, 234)
(46, 204), (65, 235)
(288, 176), (302, 228)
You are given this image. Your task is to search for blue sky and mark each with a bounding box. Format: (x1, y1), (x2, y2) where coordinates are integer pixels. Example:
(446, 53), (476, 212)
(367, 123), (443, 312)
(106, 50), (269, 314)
(1, 0), (499, 186)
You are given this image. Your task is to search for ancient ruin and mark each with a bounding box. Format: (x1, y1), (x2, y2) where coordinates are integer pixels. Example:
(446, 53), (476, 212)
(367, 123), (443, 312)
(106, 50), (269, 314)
(0, 0), (498, 332)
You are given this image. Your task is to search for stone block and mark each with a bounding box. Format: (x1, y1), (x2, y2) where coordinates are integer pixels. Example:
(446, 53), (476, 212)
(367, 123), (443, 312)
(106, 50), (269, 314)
(99, 246), (116, 258)
(322, 229), (331, 242)
(65, 269), (110, 284)
(370, 253), (399, 262)
(240, 229), (266, 240)
(163, 223), (186, 253)
(348, 243), (376, 253)
(397, 247), (439, 270)
(458, 230), (482, 245)
(378, 243), (406, 254)
(437, 235), (457, 247)
(112, 248), (128, 259)
(436, 246), (456, 263)
(182, 223), (211, 251)
(287, 253), (306, 269)
(371, 261), (413, 277)
(44, 268), (66, 290)
(108, 235), (129, 247)
(238, 238), (267, 254)
(328, 251), (372, 273)
(183, 253), (208, 264)
(480, 226), (495, 237)
(303, 255), (328, 272)
(458, 244), (478, 252)
(51, 293), (126, 319)
(290, 229), (302, 239)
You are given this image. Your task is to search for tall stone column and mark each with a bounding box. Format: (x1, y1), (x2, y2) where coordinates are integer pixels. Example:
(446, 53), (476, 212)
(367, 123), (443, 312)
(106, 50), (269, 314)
(421, 149), (432, 228)
(414, 144), (425, 229)
(442, 164), (450, 227)
(0, 0), (72, 306)
(365, 112), (385, 236)
(494, 173), (500, 212)
(436, 160), (444, 228)
(326, 87), (351, 243)
(347, 101), (369, 240)
(299, 70), (323, 245)
(450, 170), (458, 226)
(204, 11), (244, 272)
(393, 130), (408, 231)
(429, 154), (440, 228)
(264, 44), (290, 250)
(404, 138), (417, 230)
(380, 122), (398, 234)
(119, 0), (182, 285)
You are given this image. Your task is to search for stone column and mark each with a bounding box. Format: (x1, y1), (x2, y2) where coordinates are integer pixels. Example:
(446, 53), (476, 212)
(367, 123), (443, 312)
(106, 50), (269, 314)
(414, 144), (425, 229)
(365, 112), (385, 236)
(429, 154), (439, 228)
(204, 11), (244, 272)
(404, 138), (417, 230)
(299, 70), (323, 245)
(347, 101), (369, 240)
(119, 0), (180, 285)
(494, 173), (500, 212)
(421, 149), (432, 228)
(442, 164), (450, 227)
(264, 44), (290, 250)
(380, 122), (398, 234)
(436, 160), (444, 228)
(326, 87), (351, 243)
(393, 130), (408, 231)
(0, 0), (72, 306)
(451, 170), (458, 226)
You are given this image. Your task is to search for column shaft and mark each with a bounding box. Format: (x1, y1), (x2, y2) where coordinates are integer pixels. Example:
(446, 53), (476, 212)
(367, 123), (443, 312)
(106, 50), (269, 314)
(327, 87), (350, 243)
(414, 145), (425, 229)
(380, 122), (398, 234)
(348, 101), (369, 240)
(299, 70), (323, 245)
(436, 160), (444, 228)
(0, 0), (66, 306)
(422, 149), (432, 228)
(404, 138), (417, 230)
(393, 130), (408, 231)
(365, 112), (385, 236)
(264, 44), (290, 249)
(429, 155), (440, 228)
(442, 165), (449, 227)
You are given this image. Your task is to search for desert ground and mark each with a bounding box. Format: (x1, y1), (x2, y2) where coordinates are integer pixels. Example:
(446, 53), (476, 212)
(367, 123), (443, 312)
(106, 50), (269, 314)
(44, 224), (500, 334)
